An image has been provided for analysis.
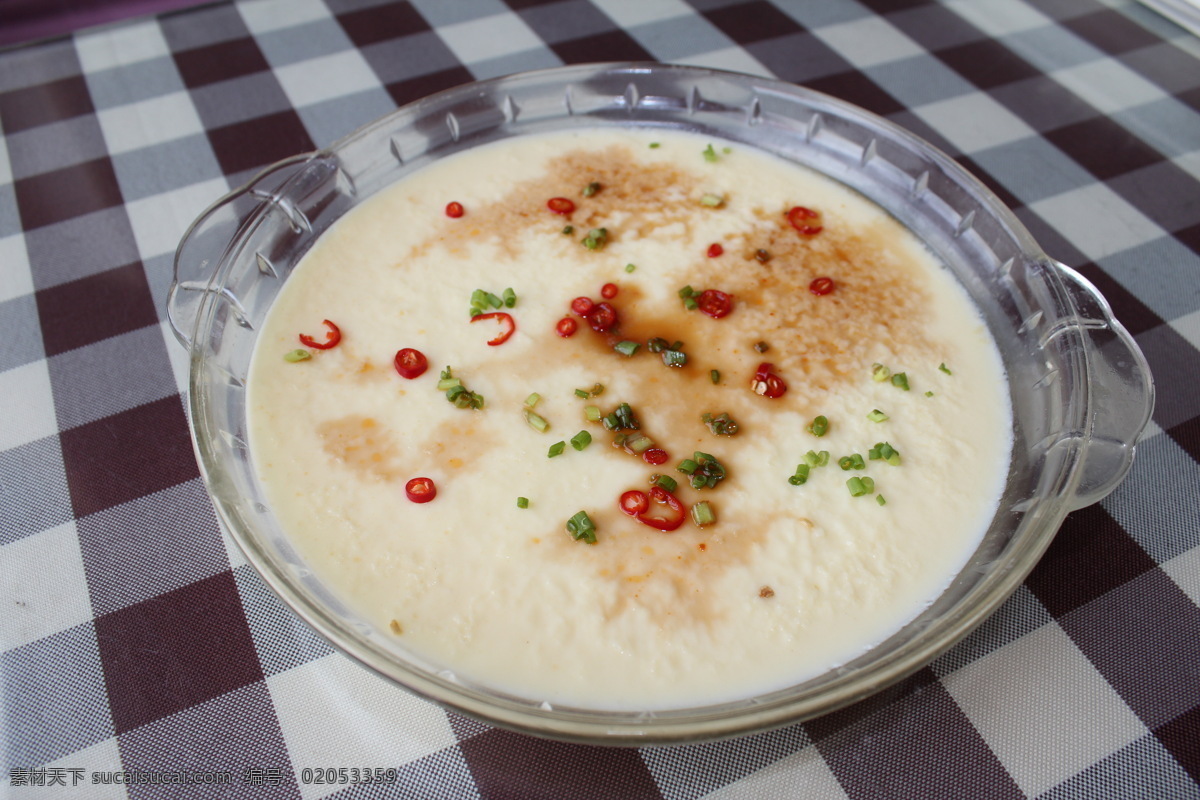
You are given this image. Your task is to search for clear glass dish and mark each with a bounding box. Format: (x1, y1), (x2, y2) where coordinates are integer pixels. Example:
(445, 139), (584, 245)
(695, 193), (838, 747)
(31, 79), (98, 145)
(167, 63), (1153, 745)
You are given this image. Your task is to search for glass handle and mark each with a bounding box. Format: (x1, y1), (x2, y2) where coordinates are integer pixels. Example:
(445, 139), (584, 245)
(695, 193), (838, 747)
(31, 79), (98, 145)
(167, 154), (312, 350)
(1053, 262), (1155, 510)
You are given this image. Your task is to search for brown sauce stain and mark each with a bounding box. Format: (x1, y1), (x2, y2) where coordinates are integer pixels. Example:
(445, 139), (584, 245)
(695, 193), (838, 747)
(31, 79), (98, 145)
(318, 415), (402, 482)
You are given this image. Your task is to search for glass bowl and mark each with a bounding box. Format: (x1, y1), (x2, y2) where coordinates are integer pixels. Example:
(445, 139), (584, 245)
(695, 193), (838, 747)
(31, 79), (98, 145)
(167, 63), (1153, 745)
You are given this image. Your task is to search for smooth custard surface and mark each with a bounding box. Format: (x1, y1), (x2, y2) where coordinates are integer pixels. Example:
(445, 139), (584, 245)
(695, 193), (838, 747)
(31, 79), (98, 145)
(247, 129), (1011, 709)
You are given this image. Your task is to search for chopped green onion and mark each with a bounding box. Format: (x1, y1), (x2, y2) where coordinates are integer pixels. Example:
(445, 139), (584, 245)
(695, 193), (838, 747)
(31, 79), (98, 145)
(584, 405), (601, 422)
(754, 341), (769, 353)
(523, 409), (549, 432)
(690, 501), (716, 527)
(891, 372), (910, 391)
(803, 450), (829, 468)
(839, 454), (866, 471)
(723, 146), (732, 154)
(284, 349), (311, 362)
(867, 409), (889, 423)
(678, 285), (696, 299)
(622, 432), (654, 454)
(876, 494), (887, 506)
(649, 142), (660, 148)
(872, 363), (891, 382)
(651, 474), (677, 492)
(437, 377), (461, 391)
(847, 477), (868, 497)
(625, 263), (636, 273)
(524, 392), (541, 408)
(683, 296), (698, 310)
(925, 390), (934, 397)
(562, 225), (574, 234)
(570, 430), (592, 451)
(710, 369), (720, 384)
(661, 348), (687, 368)
(861, 476), (875, 493)
(590, 383), (605, 396)
(502, 287), (516, 308)
(548, 441), (566, 458)
(702, 412), (739, 436)
(939, 362), (952, 375)
(807, 415), (829, 437)
(574, 388), (589, 399)
(582, 228), (608, 251)
(614, 340), (640, 357)
(517, 497), (529, 509)
(681, 451), (727, 489)
(565, 510), (596, 543)
(438, 367), (483, 409)
(445, 385), (465, 401)
(700, 193), (724, 207)
(788, 464), (810, 485)
(582, 181), (600, 197)
(677, 458), (699, 475)
(702, 143), (719, 163)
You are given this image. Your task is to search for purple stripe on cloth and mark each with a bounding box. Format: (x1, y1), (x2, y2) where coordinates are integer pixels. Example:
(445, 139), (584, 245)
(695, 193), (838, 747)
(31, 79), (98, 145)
(0, 0), (218, 48)
(457, 729), (664, 800)
(95, 570), (265, 735)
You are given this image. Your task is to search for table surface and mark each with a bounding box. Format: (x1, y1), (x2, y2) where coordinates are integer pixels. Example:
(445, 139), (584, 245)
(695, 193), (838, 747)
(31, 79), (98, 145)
(2, 0), (1199, 797)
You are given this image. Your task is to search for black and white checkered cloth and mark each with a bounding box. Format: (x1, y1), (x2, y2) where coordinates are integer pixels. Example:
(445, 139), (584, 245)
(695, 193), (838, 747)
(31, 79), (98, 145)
(2, 0), (1198, 797)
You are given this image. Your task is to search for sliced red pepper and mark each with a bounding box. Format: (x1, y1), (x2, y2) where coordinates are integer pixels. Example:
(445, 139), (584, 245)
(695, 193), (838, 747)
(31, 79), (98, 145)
(446, 201), (465, 218)
(393, 347), (428, 379)
(809, 276), (835, 296)
(547, 197), (575, 215)
(470, 312), (515, 346)
(707, 243), (724, 258)
(619, 490), (649, 516)
(585, 302), (618, 332)
(299, 319), (341, 350)
(640, 486), (686, 531)
(571, 296), (594, 316)
(787, 206), (823, 236)
(642, 448), (669, 466)
(696, 289), (733, 319)
(751, 362), (787, 399)
(601, 282), (618, 299)
(405, 477), (437, 503)
(556, 317), (578, 337)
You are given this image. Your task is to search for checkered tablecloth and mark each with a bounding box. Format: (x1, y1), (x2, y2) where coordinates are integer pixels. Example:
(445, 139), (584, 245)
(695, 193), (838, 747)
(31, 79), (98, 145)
(2, 0), (1198, 797)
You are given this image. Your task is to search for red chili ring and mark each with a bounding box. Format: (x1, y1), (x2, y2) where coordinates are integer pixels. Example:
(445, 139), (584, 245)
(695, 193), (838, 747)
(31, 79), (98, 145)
(619, 490), (649, 516)
(642, 448), (669, 466)
(809, 276), (835, 296)
(445, 201), (465, 218)
(707, 243), (724, 258)
(556, 317), (578, 337)
(547, 197), (576, 215)
(601, 282), (618, 299)
(405, 477), (437, 503)
(393, 347), (428, 379)
(571, 296), (594, 316)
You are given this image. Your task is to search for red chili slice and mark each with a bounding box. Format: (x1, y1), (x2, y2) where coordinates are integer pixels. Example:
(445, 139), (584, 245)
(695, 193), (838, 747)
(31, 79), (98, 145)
(547, 197), (576, 215)
(696, 289), (733, 319)
(571, 296), (594, 316)
(405, 477), (437, 503)
(619, 490), (649, 516)
(298, 319), (341, 350)
(751, 362), (788, 399)
(787, 206), (823, 236)
(556, 317), (578, 337)
(707, 243), (724, 258)
(446, 201), (465, 218)
(393, 348), (428, 379)
(584, 302), (618, 332)
(601, 282), (618, 299)
(470, 312), (515, 346)
(809, 276), (835, 296)
(642, 448), (669, 466)
(637, 486), (686, 531)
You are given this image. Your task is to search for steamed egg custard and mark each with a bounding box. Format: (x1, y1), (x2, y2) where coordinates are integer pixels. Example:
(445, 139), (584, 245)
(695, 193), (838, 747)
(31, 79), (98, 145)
(247, 129), (1011, 710)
